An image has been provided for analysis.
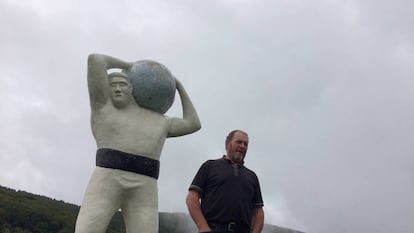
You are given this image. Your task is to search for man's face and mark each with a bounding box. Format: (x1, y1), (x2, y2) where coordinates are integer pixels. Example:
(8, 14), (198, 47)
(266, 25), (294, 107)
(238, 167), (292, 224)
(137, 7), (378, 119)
(109, 76), (132, 108)
(225, 132), (249, 164)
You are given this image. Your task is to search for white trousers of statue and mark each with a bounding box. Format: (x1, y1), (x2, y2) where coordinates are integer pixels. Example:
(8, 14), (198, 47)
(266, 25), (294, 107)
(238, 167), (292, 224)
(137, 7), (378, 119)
(75, 167), (158, 233)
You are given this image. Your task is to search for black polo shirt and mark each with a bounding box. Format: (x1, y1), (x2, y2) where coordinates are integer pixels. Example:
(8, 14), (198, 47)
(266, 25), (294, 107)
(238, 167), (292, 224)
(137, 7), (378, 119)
(189, 156), (264, 229)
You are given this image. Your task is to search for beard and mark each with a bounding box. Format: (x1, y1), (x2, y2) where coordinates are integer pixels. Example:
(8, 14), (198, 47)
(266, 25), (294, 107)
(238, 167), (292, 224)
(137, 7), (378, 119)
(229, 151), (245, 164)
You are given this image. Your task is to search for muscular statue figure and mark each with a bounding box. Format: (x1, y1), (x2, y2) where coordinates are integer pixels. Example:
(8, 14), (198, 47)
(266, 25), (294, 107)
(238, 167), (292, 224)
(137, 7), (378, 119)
(75, 54), (201, 233)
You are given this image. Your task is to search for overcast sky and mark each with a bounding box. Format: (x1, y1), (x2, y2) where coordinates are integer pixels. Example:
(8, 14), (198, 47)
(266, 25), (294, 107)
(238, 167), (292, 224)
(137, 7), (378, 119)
(1, 0), (414, 232)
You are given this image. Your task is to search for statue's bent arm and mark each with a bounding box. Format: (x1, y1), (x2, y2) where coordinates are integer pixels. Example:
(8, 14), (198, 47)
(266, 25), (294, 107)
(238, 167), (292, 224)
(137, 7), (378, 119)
(167, 78), (201, 137)
(87, 54), (132, 110)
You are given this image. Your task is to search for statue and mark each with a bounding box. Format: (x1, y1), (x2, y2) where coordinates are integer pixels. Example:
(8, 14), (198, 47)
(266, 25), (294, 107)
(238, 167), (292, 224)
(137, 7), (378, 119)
(75, 54), (201, 233)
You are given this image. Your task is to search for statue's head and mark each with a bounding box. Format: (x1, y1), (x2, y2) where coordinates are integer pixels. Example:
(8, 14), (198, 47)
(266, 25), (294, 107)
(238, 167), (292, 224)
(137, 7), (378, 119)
(108, 72), (133, 108)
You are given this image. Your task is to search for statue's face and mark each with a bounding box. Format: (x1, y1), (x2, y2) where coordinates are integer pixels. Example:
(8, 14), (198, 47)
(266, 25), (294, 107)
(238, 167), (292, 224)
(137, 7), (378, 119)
(109, 76), (133, 108)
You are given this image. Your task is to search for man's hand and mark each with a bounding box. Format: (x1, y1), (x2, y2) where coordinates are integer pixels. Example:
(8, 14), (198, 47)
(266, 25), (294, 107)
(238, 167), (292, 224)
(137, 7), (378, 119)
(186, 191), (211, 233)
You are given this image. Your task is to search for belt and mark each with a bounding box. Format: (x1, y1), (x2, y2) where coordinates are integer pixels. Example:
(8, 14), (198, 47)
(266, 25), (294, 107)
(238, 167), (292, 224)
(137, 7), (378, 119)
(208, 222), (249, 233)
(96, 148), (160, 179)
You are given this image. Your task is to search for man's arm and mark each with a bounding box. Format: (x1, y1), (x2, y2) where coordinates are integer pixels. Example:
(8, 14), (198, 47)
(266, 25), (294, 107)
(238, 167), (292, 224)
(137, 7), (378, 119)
(167, 78), (201, 137)
(250, 207), (264, 233)
(87, 54), (132, 110)
(186, 190), (211, 233)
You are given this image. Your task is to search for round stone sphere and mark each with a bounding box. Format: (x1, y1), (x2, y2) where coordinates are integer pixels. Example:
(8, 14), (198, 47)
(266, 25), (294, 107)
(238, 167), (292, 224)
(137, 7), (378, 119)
(125, 60), (176, 114)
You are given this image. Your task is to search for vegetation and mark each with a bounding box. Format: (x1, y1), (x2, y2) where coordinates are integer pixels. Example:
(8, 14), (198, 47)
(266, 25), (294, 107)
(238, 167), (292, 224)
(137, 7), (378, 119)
(0, 185), (123, 233)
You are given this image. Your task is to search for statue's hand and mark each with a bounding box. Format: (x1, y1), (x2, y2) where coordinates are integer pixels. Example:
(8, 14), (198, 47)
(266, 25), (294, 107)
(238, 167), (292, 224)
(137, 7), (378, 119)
(174, 76), (181, 90)
(121, 62), (134, 73)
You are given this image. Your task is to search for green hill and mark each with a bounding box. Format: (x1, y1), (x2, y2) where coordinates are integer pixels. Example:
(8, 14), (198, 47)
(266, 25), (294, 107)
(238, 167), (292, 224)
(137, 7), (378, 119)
(0, 185), (303, 233)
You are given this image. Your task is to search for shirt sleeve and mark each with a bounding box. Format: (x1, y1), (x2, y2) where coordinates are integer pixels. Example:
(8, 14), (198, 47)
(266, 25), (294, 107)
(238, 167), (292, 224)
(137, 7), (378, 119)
(252, 174), (264, 208)
(188, 160), (210, 195)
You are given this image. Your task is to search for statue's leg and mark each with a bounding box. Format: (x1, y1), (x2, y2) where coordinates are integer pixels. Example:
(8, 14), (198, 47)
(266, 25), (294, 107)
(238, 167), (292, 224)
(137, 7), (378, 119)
(121, 174), (158, 233)
(75, 167), (123, 233)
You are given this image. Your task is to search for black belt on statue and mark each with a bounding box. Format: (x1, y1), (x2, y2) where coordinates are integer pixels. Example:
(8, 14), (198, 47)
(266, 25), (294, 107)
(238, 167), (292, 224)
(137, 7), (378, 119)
(96, 148), (160, 179)
(208, 222), (249, 233)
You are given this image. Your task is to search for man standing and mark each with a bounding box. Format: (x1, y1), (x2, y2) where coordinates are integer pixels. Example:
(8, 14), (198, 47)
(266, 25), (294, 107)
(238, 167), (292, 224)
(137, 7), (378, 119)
(75, 54), (201, 233)
(186, 130), (264, 233)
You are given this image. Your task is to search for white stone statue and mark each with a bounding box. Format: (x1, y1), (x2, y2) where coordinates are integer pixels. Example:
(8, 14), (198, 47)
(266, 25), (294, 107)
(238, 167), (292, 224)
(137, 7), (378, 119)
(75, 54), (201, 233)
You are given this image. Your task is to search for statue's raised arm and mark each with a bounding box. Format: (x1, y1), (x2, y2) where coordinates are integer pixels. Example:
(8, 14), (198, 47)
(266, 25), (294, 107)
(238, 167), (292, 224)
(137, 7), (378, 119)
(87, 54), (132, 110)
(168, 78), (201, 137)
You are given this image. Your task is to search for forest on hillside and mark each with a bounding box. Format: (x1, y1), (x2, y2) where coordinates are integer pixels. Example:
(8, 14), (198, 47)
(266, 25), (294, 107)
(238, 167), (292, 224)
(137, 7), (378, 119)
(0, 185), (124, 233)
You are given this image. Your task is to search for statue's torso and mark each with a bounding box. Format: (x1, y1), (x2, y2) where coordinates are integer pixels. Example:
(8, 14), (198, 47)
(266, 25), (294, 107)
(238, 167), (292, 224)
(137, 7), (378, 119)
(91, 103), (169, 160)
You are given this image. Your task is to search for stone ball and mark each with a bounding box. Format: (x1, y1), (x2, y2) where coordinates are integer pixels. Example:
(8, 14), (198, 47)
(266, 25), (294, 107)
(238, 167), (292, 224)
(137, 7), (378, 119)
(125, 60), (176, 114)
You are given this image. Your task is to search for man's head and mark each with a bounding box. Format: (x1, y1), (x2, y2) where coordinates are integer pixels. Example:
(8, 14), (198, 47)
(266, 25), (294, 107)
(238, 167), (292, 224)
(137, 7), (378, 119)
(225, 130), (249, 164)
(108, 72), (133, 108)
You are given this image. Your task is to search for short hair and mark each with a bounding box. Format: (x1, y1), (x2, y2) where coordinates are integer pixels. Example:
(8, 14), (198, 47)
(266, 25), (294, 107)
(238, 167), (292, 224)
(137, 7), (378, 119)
(108, 72), (128, 80)
(226, 129), (248, 143)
